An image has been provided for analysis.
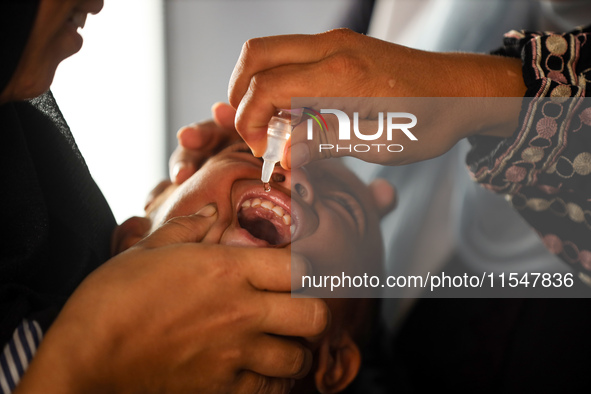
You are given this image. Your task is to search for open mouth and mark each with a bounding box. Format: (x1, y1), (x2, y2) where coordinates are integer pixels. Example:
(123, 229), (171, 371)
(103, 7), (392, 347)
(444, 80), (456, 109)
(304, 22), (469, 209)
(238, 197), (293, 246)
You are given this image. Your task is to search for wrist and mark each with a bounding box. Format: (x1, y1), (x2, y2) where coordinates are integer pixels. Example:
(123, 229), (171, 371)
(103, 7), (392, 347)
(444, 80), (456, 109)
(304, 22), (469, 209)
(437, 52), (525, 139)
(13, 313), (113, 394)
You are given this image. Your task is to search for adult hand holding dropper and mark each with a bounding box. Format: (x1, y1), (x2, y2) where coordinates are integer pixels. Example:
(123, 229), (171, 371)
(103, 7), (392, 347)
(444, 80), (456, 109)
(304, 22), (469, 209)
(227, 28), (526, 169)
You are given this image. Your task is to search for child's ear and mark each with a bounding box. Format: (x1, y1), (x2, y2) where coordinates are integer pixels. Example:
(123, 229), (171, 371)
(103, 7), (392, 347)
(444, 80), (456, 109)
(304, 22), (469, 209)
(368, 178), (397, 218)
(314, 331), (361, 394)
(110, 216), (153, 256)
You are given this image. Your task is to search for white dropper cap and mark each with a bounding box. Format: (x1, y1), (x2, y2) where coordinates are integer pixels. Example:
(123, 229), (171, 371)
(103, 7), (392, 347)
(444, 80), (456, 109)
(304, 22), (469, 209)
(261, 110), (300, 185)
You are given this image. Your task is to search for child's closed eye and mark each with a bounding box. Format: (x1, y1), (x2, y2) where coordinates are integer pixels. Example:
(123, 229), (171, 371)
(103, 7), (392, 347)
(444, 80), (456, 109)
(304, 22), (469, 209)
(325, 192), (365, 234)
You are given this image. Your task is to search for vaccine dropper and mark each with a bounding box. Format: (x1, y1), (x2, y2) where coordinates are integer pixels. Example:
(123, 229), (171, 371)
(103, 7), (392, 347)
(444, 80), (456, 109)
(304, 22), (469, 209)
(261, 110), (300, 192)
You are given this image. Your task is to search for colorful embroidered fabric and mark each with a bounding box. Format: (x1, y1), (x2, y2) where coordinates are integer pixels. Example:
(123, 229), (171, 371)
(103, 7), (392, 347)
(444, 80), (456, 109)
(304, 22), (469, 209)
(467, 25), (591, 282)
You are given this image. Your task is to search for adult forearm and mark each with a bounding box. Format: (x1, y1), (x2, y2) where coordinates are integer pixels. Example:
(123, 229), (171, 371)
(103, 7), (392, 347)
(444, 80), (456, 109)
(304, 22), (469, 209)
(228, 29), (526, 165)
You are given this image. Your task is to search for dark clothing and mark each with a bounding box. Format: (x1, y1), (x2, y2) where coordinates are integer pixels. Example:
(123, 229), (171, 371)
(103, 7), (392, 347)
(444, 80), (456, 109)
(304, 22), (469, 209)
(393, 296), (591, 392)
(340, 0), (375, 35)
(0, 91), (116, 345)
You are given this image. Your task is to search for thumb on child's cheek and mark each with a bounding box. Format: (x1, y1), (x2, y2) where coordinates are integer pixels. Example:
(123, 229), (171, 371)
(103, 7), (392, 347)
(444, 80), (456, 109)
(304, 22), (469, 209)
(137, 204), (218, 248)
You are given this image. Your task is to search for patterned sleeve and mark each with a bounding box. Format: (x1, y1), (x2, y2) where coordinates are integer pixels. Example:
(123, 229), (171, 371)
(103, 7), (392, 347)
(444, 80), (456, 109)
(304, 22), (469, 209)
(0, 320), (43, 393)
(467, 25), (591, 282)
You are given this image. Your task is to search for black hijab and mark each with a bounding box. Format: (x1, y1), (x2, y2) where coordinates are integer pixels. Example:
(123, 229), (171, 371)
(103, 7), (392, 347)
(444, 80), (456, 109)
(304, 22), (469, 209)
(0, 1), (39, 94)
(0, 1), (116, 344)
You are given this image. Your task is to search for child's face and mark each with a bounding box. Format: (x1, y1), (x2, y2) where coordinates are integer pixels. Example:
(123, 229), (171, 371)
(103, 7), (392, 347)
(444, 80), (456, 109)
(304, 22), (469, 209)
(149, 142), (385, 279)
(140, 142), (394, 393)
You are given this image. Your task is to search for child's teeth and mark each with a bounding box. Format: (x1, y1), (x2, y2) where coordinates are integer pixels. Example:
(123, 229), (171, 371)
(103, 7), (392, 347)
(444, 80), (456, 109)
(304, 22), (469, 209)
(261, 200), (274, 209)
(242, 198), (292, 227)
(290, 224), (296, 236)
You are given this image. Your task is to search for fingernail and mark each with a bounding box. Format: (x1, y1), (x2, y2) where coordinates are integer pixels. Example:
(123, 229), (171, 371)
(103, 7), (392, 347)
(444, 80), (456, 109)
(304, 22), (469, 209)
(172, 161), (187, 181)
(290, 143), (310, 168)
(172, 162), (184, 177)
(195, 204), (217, 217)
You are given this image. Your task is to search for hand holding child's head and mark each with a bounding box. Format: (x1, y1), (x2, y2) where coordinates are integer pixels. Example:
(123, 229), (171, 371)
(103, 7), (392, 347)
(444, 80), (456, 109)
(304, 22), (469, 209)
(114, 141), (396, 392)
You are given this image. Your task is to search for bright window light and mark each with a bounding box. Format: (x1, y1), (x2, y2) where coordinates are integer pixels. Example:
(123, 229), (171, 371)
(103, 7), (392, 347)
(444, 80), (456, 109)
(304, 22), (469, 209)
(52, 0), (165, 224)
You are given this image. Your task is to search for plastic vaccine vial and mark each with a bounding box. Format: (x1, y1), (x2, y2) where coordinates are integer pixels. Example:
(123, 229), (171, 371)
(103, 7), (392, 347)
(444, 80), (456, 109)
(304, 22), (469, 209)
(261, 110), (296, 191)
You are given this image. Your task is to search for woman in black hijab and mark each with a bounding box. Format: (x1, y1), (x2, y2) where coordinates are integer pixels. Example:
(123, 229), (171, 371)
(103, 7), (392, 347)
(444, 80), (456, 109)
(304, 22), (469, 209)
(0, 1), (324, 393)
(0, 0), (114, 341)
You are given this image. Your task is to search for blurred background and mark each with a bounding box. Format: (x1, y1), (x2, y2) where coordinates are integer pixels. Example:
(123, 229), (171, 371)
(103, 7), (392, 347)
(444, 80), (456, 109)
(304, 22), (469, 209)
(51, 0), (350, 223)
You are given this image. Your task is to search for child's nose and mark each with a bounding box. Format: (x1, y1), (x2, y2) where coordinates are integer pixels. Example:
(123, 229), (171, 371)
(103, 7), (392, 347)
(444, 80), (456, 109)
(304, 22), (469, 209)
(271, 167), (314, 204)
